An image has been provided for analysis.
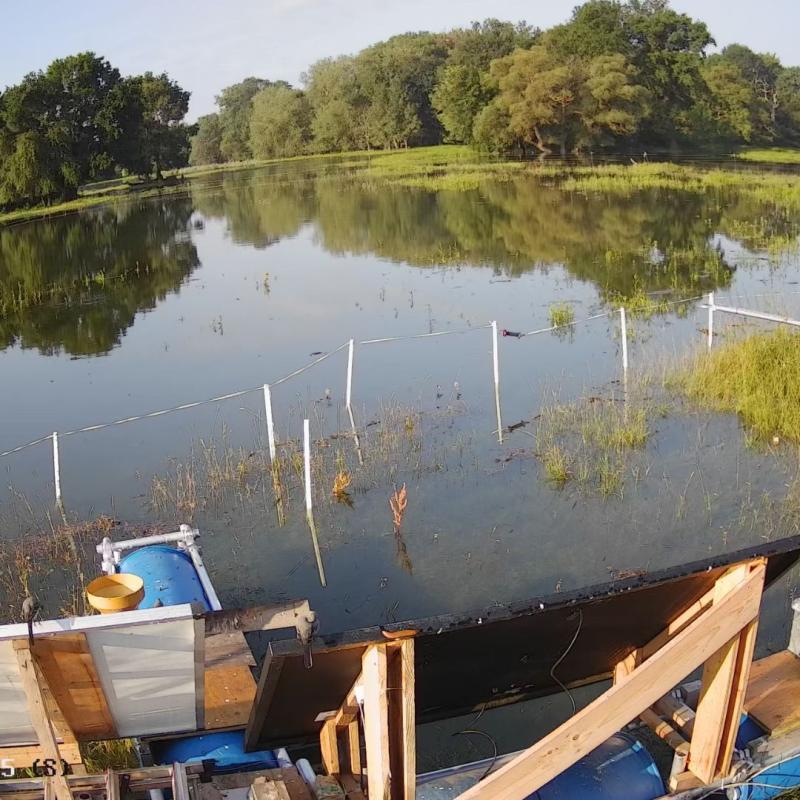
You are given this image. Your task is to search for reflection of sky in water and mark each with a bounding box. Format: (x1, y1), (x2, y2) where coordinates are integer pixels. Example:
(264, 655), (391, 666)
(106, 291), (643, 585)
(0, 166), (799, 654)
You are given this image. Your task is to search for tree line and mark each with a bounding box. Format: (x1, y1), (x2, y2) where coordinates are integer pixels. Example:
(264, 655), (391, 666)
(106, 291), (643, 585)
(191, 0), (800, 164)
(4, 0), (800, 210)
(0, 53), (190, 209)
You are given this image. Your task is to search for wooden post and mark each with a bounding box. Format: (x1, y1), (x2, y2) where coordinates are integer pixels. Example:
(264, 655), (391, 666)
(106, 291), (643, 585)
(52, 432), (62, 505)
(263, 385), (276, 463)
(688, 563), (761, 783)
(456, 562), (764, 800)
(491, 321), (502, 443)
(14, 645), (73, 800)
(321, 718), (341, 777)
(387, 640), (415, 800)
(304, 419), (327, 588)
(707, 292), (714, 350)
(347, 719), (362, 778)
(362, 646), (390, 800)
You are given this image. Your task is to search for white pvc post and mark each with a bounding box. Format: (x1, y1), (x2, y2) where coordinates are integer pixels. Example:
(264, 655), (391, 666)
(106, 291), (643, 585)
(491, 321), (503, 443)
(303, 419), (327, 587)
(620, 307), (629, 376)
(303, 419), (312, 514)
(263, 384), (276, 462)
(52, 431), (62, 505)
(707, 292), (714, 350)
(346, 338), (354, 410)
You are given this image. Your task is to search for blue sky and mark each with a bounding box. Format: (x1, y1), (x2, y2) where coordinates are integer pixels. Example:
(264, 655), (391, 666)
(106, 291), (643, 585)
(2, 0), (797, 121)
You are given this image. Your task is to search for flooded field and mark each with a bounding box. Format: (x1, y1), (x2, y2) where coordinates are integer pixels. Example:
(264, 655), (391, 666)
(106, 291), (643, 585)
(2, 151), (800, 655)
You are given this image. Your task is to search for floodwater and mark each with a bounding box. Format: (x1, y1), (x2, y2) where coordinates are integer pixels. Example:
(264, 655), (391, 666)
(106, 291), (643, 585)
(1, 157), (800, 666)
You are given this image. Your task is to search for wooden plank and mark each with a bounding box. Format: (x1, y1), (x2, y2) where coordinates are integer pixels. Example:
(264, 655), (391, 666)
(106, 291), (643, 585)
(14, 646), (73, 800)
(745, 650), (800, 736)
(638, 587), (715, 662)
(0, 742), (82, 770)
(31, 635), (116, 740)
(320, 718), (341, 776)
(654, 695), (695, 737)
(194, 617), (206, 730)
(640, 709), (688, 751)
(716, 619), (758, 774)
(362, 646), (390, 800)
(689, 563), (760, 783)
(456, 562), (765, 800)
(245, 654), (285, 751)
(105, 771), (119, 800)
(204, 632), (256, 669)
(347, 720), (362, 777)
(397, 640), (415, 800)
(204, 601), (311, 636)
(613, 650), (638, 684)
(280, 766), (314, 800)
(204, 663), (256, 729)
(340, 774), (366, 800)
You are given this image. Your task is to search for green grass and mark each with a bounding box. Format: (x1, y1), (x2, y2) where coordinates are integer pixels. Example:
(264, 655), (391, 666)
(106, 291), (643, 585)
(677, 328), (800, 443)
(548, 303), (576, 328)
(536, 395), (651, 497)
(737, 147), (800, 164)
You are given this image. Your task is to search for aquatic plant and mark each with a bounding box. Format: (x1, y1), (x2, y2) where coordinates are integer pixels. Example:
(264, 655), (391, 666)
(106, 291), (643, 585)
(677, 327), (800, 443)
(548, 303), (575, 329)
(390, 484), (408, 533)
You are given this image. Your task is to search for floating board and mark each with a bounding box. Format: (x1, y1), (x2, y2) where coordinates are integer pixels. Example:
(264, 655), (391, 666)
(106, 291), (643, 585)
(0, 603), (203, 745)
(246, 536), (800, 749)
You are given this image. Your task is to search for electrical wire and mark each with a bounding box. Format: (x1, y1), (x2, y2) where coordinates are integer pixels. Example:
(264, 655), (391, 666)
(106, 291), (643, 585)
(550, 608), (584, 717)
(451, 729), (499, 783)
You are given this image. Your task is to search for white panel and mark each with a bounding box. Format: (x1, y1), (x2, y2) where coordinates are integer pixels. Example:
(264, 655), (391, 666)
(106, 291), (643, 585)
(86, 618), (198, 737)
(0, 640), (35, 745)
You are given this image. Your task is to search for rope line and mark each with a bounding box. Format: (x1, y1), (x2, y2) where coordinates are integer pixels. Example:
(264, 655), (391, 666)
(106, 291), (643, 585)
(0, 295), (712, 460)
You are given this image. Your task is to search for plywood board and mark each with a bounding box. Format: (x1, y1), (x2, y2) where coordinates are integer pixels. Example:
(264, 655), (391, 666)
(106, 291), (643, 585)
(33, 635), (116, 739)
(204, 663), (256, 729)
(247, 536), (800, 748)
(0, 604), (200, 744)
(745, 650), (800, 736)
(87, 617), (198, 737)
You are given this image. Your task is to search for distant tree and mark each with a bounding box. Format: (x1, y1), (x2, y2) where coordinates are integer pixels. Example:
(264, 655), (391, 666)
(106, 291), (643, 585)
(126, 72), (190, 178)
(216, 77), (278, 161)
(356, 33), (450, 148)
(720, 45), (781, 140)
(484, 46), (648, 154)
(544, 1), (630, 58)
(304, 57), (369, 151)
(777, 67), (800, 143)
(190, 113), (224, 165)
(623, 1), (714, 144)
(432, 19), (536, 143)
(248, 85), (312, 159)
(699, 59), (754, 142)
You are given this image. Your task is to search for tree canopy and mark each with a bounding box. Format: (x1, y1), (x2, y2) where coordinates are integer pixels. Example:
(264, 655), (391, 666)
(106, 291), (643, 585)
(5, 1), (800, 209)
(0, 53), (190, 208)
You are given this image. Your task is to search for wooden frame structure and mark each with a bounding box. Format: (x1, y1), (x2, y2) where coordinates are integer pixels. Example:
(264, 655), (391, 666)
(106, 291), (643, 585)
(0, 600), (313, 790)
(318, 639), (415, 800)
(456, 558), (766, 800)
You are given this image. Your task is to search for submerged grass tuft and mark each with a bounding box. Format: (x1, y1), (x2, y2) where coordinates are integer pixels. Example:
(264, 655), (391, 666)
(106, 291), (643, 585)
(677, 328), (800, 443)
(548, 303), (575, 329)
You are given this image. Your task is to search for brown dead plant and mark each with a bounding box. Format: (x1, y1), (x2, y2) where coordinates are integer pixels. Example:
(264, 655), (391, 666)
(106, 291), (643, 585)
(389, 483), (408, 534)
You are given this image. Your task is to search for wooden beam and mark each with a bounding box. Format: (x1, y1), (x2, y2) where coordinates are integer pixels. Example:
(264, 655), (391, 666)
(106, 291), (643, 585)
(204, 600), (312, 635)
(105, 770), (120, 800)
(689, 563), (761, 783)
(455, 562), (765, 800)
(613, 650), (638, 684)
(346, 720), (362, 777)
(320, 719), (341, 777)
(0, 743), (82, 770)
(362, 645), (390, 800)
(654, 694), (695, 737)
(640, 709), (688, 752)
(14, 645), (73, 800)
(387, 640), (415, 800)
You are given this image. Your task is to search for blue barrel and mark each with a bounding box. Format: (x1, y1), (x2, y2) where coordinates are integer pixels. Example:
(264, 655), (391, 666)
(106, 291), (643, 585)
(528, 733), (665, 800)
(151, 730), (277, 773)
(119, 545), (210, 610)
(736, 754), (800, 799)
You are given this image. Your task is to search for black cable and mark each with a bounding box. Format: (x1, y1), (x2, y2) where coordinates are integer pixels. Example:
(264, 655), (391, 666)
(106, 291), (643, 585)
(451, 729), (499, 783)
(550, 608), (584, 717)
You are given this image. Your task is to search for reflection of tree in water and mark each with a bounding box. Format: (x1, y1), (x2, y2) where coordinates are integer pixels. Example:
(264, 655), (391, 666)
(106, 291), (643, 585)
(201, 167), (800, 299)
(0, 199), (199, 356)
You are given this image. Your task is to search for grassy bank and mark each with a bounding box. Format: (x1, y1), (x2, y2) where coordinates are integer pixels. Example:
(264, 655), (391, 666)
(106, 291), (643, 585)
(737, 147), (800, 164)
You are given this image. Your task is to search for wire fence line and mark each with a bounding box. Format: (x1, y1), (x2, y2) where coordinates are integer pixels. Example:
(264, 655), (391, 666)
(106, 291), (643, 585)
(5, 293), (797, 508)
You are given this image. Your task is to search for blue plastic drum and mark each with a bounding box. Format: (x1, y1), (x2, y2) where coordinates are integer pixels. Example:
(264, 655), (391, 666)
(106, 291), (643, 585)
(528, 732), (665, 800)
(119, 545), (210, 610)
(151, 730), (277, 773)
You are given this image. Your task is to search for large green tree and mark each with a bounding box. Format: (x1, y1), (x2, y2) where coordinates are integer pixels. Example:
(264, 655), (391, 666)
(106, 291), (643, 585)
(432, 19), (535, 144)
(189, 113), (224, 165)
(248, 85), (313, 159)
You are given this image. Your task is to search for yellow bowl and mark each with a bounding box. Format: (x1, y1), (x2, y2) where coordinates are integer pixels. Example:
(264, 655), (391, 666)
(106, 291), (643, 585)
(86, 573), (145, 614)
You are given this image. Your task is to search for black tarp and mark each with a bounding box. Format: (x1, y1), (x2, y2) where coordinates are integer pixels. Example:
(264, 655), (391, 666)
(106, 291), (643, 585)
(245, 535), (800, 750)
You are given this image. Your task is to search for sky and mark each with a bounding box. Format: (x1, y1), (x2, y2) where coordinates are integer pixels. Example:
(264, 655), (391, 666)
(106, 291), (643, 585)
(2, 0), (798, 121)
